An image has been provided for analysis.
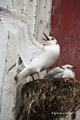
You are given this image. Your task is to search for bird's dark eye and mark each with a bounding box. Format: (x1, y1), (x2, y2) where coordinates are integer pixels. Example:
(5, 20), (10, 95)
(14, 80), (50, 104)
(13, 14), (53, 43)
(60, 67), (64, 69)
(51, 38), (54, 40)
(67, 67), (70, 69)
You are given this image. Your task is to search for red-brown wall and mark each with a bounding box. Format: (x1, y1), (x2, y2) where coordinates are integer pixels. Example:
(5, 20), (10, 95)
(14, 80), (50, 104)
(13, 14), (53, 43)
(50, 0), (80, 81)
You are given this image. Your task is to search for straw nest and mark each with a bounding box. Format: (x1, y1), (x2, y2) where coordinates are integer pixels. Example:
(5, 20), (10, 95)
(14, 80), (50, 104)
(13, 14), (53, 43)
(17, 78), (80, 120)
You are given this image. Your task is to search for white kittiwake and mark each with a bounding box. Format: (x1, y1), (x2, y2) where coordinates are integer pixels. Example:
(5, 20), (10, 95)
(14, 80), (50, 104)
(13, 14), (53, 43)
(0, 7), (60, 81)
(44, 64), (77, 79)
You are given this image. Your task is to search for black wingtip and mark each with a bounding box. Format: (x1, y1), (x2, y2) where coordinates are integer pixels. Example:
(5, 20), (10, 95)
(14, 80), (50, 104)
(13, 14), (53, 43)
(14, 75), (18, 81)
(0, 7), (2, 11)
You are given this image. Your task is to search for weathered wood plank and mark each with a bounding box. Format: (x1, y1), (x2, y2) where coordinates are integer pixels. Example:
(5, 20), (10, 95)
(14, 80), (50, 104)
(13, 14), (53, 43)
(35, 0), (52, 78)
(50, 0), (61, 39)
(57, 0), (78, 65)
(0, 0), (37, 120)
(50, 0), (79, 80)
(77, 0), (80, 50)
(49, 0), (61, 70)
(0, 0), (53, 119)
(76, 1), (80, 81)
(76, 52), (80, 81)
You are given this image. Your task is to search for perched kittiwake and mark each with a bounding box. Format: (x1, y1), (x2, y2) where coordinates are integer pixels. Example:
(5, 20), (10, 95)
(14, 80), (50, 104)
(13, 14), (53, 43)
(44, 64), (77, 79)
(0, 7), (60, 81)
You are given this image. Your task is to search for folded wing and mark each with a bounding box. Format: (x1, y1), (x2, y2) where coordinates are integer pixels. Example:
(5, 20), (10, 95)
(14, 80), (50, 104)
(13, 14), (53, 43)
(44, 67), (64, 79)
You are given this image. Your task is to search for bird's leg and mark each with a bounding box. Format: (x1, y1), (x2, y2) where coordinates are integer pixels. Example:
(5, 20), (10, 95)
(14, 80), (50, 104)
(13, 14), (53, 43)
(31, 73), (40, 80)
(31, 74), (35, 81)
(36, 72), (40, 79)
(16, 68), (22, 75)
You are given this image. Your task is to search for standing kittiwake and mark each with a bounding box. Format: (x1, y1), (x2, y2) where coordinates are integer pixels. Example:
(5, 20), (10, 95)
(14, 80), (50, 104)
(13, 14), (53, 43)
(44, 64), (77, 79)
(0, 7), (60, 81)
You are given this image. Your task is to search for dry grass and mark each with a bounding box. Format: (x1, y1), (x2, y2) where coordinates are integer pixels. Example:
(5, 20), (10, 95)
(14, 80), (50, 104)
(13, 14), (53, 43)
(17, 78), (80, 120)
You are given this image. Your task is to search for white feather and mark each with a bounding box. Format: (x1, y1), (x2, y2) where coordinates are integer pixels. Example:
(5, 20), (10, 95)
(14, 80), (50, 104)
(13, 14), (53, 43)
(0, 7), (60, 81)
(0, 7), (44, 66)
(62, 69), (75, 78)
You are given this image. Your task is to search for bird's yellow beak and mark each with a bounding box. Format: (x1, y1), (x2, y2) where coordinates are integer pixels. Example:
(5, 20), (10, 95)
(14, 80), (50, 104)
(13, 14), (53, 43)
(42, 33), (50, 41)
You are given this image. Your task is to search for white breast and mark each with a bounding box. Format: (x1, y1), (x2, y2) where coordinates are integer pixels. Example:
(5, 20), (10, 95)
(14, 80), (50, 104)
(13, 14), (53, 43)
(62, 69), (75, 78)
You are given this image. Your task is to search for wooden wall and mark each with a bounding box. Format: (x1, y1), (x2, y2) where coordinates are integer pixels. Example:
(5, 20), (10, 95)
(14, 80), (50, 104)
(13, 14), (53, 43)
(50, 0), (80, 81)
(0, 0), (52, 119)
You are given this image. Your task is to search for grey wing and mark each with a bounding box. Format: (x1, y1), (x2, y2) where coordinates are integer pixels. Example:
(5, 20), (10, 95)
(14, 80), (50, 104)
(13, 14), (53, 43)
(44, 67), (64, 79)
(0, 7), (45, 67)
(54, 72), (63, 78)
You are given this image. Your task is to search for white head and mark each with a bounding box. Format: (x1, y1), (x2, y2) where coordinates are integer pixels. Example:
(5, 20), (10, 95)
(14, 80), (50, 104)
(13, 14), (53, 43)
(60, 64), (77, 78)
(60, 64), (77, 70)
(42, 33), (58, 45)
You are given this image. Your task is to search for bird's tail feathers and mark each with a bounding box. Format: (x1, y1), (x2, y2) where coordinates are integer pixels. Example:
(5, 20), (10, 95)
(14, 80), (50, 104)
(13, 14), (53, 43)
(16, 67), (32, 81)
